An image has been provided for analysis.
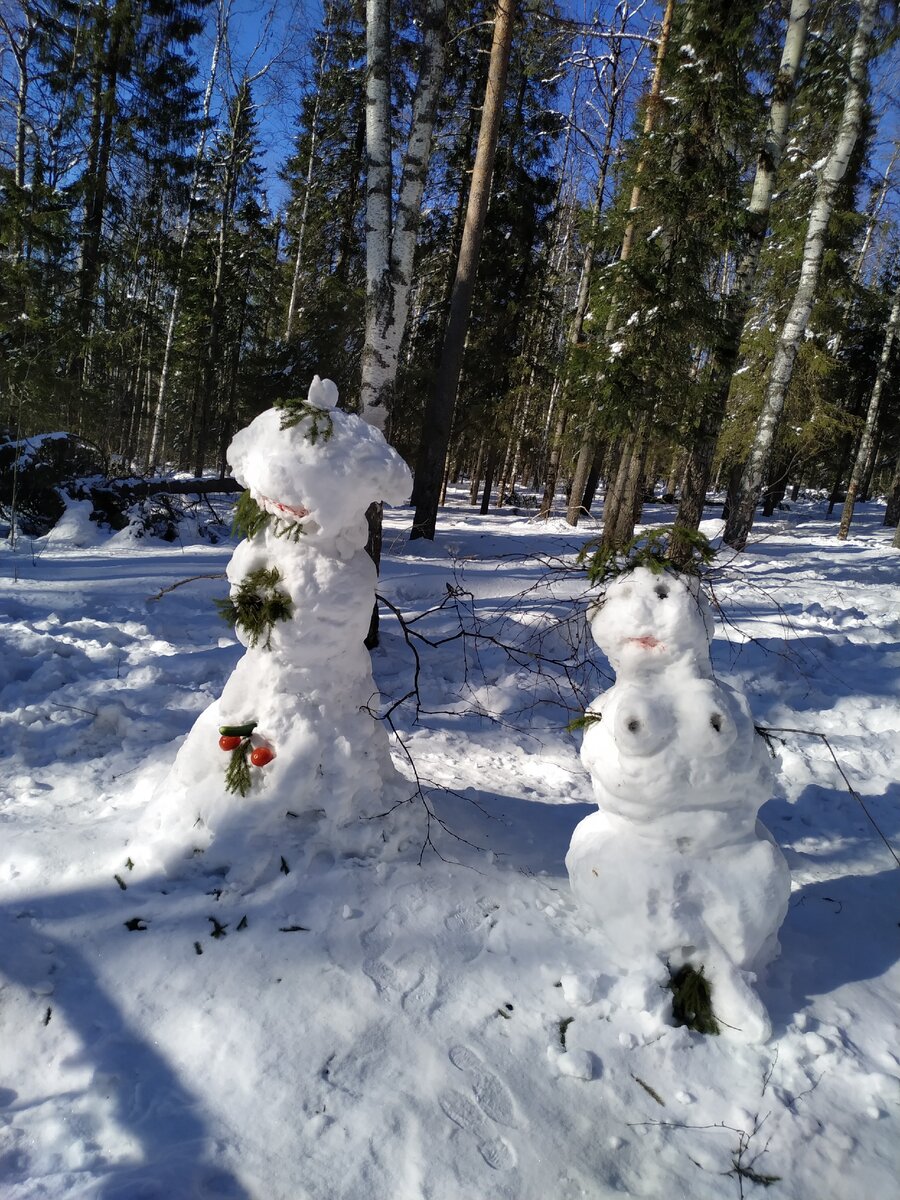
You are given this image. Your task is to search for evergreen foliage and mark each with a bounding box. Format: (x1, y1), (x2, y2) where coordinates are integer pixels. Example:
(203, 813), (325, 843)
(216, 566), (293, 649)
(277, 398), (334, 442)
(668, 963), (720, 1035)
(579, 526), (714, 585)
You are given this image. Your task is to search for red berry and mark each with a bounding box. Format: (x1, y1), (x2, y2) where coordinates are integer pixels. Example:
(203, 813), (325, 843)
(250, 746), (274, 767)
(219, 735), (242, 751)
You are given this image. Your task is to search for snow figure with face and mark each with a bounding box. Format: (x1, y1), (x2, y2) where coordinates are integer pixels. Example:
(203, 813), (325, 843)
(566, 566), (790, 1041)
(137, 377), (414, 883)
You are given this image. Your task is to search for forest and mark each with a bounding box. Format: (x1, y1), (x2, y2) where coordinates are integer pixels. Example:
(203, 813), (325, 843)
(2, 4), (900, 1195)
(1, 0), (899, 552)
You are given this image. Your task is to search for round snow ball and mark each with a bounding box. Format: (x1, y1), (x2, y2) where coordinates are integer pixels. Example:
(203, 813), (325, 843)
(558, 1050), (594, 1081)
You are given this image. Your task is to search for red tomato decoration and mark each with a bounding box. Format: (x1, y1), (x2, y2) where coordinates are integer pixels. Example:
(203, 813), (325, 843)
(250, 746), (274, 767)
(219, 735), (242, 751)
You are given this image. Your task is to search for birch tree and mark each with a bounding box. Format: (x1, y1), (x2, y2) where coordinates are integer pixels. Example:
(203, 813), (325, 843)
(672, 0), (811, 560)
(361, 0), (450, 434)
(837, 277), (900, 539)
(724, 0), (881, 551)
(147, 0), (227, 469)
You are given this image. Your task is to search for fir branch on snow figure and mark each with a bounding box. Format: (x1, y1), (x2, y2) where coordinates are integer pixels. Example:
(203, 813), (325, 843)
(232, 489), (271, 540)
(216, 566), (293, 650)
(276, 397), (334, 443)
(579, 525), (714, 585)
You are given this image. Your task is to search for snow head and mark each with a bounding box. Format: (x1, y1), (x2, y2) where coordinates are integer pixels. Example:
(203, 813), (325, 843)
(588, 566), (715, 677)
(227, 376), (411, 552)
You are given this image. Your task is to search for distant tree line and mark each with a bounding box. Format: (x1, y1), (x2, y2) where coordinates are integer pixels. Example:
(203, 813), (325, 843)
(1, 0), (898, 549)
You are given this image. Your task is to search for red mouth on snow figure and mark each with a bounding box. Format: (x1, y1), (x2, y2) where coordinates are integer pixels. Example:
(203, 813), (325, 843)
(626, 635), (664, 650)
(261, 495), (310, 519)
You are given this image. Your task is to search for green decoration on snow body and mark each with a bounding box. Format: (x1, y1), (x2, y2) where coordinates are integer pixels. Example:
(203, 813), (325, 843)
(232, 489), (271, 541)
(668, 963), (720, 1036)
(579, 525), (714, 586)
(219, 721), (258, 738)
(276, 397), (334, 443)
(225, 740), (253, 796)
(216, 566), (293, 650)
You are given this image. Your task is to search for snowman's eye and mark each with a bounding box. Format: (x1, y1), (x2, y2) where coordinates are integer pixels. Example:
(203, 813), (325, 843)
(626, 718), (640, 733)
(710, 713), (722, 733)
(654, 584), (670, 599)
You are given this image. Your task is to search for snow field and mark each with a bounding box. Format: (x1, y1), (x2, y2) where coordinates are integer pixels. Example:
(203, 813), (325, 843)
(0, 494), (898, 1198)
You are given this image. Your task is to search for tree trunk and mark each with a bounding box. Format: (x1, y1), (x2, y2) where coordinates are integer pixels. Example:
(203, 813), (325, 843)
(565, 0), (675, 529)
(147, 11), (224, 470)
(285, 5), (333, 341)
(724, 0), (879, 550)
(479, 445), (500, 515)
(838, 281), (900, 538)
(672, 0), (811, 562)
(410, 0), (516, 540)
(884, 455), (900, 527)
(361, 0), (449, 433)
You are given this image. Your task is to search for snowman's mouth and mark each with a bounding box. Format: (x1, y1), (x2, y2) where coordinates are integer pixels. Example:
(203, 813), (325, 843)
(260, 494), (310, 520)
(626, 635), (664, 650)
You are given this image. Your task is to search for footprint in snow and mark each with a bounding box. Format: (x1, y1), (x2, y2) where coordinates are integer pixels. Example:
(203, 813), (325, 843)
(448, 1044), (517, 1128)
(438, 1091), (516, 1171)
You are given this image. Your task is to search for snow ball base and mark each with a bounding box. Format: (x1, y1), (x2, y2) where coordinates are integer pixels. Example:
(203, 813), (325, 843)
(566, 567), (790, 1042)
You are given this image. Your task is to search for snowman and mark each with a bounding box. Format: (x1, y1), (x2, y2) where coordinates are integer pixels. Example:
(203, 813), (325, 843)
(136, 377), (414, 884)
(566, 566), (790, 1041)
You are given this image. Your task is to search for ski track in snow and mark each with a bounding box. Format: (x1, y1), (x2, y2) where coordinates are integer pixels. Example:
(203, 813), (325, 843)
(0, 495), (898, 1199)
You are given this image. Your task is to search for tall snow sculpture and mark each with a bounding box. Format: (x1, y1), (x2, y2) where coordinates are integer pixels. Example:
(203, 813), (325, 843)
(136, 377), (414, 883)
(566, 567), (790, 1041)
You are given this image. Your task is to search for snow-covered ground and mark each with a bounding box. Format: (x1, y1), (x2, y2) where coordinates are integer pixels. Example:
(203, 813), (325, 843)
(1, 492), (898, 1199)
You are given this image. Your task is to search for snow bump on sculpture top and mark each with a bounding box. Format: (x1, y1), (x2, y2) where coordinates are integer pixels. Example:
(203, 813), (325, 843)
(228, 376), (412, 546)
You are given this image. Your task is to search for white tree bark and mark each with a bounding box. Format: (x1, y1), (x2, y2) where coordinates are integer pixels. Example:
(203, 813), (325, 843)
(146, 0), (227, 469)
(284, 5), (333, 341)
(837, 280), (900, 539)
(672, 0), (811, 553)
(724, 0), (880, 550)
(361, 0), (449, 433)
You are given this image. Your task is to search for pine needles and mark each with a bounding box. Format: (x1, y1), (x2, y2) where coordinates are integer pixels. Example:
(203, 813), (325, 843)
(579, 526), (714, 586)
(216, 566), (293, 649)
(668, 963), (720, 1035)
(277, 398), (334, 443)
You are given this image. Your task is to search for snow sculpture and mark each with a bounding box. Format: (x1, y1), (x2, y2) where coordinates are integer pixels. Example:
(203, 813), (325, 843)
(566, 567), (790, 1041)
(137, 377), (414, 883)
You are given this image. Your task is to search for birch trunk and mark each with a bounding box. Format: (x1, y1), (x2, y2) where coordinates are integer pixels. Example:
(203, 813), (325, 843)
(147, 7), (225, 469)
(285, 7), (333, 341)
(409, 0), (517, 539)
(837, 281), (900, 539)
(361, 0), (449, 433)
(724, 0), (880, 551)
(673, 0), (811, 559)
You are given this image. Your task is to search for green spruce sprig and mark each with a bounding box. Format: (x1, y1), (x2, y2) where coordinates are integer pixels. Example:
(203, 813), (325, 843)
(232, 489), (270, 540)
(216, 566), (293, 649)
(579, 525), (714, 586)
(277, 398), (334, 443)
(225, 742), (253, 795)
(668, 963), (719, 1035)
